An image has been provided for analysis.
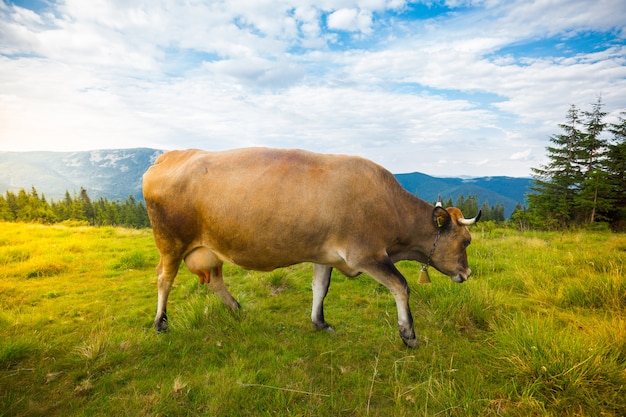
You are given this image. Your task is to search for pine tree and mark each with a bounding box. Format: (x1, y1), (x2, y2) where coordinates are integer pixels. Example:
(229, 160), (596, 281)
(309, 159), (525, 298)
(69, 191), (86, 221)
(479, 201), (491, 221)
(4, 191), (18, 218)
(511, 203), (528, 230)
(606, 111), (626, 229)
(135, 201), (150, 228)
(528, 105), (585, 229)
(78, 187), (95, 225)
(0, 195), (14, 221)
(466, 195), (479, 216)
(576, 97), (608, 223)
(455, 195), (465, 211)
(454, 195), (479, 218)
(52, 191), (73, 221)
(491, 202), (505, 222)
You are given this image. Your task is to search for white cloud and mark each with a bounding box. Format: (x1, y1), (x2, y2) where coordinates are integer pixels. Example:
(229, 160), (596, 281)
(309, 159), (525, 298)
(327, 8), (373, 33)
(497, 0), (626, 37)
(0, 0), (625, 177)
(510, 149), (532, 160)
(10, 4), (43, 25)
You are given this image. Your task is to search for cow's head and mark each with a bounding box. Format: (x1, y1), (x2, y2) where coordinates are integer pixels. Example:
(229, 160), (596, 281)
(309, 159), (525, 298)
(428, 199), (481, 283)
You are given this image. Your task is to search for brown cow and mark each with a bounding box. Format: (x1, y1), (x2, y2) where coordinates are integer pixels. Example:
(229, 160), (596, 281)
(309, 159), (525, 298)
(142, 148), (480, 348)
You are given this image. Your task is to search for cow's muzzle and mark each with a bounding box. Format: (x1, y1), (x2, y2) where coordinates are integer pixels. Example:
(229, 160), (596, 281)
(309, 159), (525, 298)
(451, 268), (471, 283)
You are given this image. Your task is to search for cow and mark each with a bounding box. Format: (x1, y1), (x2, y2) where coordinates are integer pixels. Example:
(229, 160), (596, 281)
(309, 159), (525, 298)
(142, 147), (481, 348)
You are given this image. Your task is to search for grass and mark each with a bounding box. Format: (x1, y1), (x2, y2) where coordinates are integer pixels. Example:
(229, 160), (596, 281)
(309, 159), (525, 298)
(0, 222), (624, 416)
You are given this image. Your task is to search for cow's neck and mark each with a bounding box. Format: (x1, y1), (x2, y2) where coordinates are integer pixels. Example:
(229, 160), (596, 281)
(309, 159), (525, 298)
(389, 193), (438, 263)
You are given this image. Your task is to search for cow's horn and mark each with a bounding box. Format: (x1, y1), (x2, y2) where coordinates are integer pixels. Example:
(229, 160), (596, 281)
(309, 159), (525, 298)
(458, 210), (482, 226)
(435, 194), (443, 207)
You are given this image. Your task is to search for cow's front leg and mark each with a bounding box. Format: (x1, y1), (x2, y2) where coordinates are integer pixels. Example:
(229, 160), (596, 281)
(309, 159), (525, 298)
(311, 264), (334, 332)
(363, 256), (418, 348)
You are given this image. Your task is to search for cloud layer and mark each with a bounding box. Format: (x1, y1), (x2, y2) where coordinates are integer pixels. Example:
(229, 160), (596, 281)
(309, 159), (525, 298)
(1, 0), (625, 176)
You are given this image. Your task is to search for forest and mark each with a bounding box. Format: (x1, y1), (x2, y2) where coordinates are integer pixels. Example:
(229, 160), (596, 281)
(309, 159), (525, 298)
(0, 187), (149, 228)
(514, 98), (626, 231)
(0, 185), (506, 229)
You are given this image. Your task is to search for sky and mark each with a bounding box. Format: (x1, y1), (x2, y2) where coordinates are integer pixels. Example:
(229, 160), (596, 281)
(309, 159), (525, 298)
(1, 0), (625, 177)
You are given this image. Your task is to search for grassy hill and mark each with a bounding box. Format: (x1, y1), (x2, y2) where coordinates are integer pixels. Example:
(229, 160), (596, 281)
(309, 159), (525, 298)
(1, 223), (624, 416)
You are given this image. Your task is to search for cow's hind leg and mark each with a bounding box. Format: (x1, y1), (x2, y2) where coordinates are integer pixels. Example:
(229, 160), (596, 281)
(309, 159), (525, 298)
(311, 264), (333, 332)
(154, 255), (182, 332)
(185, 247), (240, 311)
(208, 266), (241, 311)
(362, 255), (418, 348)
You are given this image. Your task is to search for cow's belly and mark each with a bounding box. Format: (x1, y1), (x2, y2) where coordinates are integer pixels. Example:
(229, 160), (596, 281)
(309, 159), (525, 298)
(191, 239), (363, 277)
(232, 254), (362, 277)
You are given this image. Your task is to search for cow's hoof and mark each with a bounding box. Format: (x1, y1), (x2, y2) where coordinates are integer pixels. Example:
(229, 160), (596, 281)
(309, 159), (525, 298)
(312, 321), (334, 332)
(155, 325), (170, 333)
(155, 319), (170, 333)
(402, 337), (419, 349)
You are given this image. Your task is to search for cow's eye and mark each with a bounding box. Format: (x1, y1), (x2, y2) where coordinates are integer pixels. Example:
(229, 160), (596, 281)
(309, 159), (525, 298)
(463, 240), (470, 248)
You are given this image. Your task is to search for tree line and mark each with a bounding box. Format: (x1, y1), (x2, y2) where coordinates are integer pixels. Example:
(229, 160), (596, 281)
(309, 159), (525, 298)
(438, 195), (506, 223)
(513, 98), (626, 231)
(2, 184), (508, 228)
(0, 187), (150, 228)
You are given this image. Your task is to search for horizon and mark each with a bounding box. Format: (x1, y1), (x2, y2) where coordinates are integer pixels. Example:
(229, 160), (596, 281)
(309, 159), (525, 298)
(1, 0), (625, 177)
(0, 146), (534, 178)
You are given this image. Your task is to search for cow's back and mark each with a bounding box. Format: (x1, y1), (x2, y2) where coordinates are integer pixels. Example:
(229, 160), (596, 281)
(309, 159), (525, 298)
(143, 148), (413, 270)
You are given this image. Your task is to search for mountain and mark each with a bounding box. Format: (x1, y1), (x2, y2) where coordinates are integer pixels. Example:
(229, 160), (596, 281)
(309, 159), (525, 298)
(0, 149), (531, 216)
(394, 172), (531, 217)
(0, 149), (164, 202)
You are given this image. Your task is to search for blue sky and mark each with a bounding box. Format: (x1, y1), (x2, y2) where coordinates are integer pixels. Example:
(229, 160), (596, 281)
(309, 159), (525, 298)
(1, 0), (625, 177)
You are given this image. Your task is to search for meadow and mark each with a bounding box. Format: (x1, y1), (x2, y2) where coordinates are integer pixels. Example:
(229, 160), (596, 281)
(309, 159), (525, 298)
(0, 222), (624, 416)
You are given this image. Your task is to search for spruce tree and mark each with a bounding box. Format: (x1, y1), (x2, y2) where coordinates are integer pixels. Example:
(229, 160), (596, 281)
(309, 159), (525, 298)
(454, 194), (479, 217)
(606, 111), (626, 229)
(491, 202), (505, 222)
(528, 105), (585, 229)
(480, 201), (491, 221)
(0, 196), (13, 221)
(576, 97), (608, 223)
(5, 191), (18, 219)
(79, 187), (95, 224)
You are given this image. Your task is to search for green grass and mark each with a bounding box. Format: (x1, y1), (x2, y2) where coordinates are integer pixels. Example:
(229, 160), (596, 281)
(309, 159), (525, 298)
(0, 222), (624, 416)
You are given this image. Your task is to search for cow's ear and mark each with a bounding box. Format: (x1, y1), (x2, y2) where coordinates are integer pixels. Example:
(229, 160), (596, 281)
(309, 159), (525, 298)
(432, 206), (451, 229)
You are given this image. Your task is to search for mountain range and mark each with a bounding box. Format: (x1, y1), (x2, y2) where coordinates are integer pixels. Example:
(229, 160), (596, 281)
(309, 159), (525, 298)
(0, 148), (163, 202)
(0, 148), (531, 217)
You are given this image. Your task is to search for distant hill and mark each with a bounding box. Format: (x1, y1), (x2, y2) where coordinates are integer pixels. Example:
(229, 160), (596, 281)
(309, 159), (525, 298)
(0, 149), (164, 202)
(0, 149), (531, 217)
(394, 173), (531, 217)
